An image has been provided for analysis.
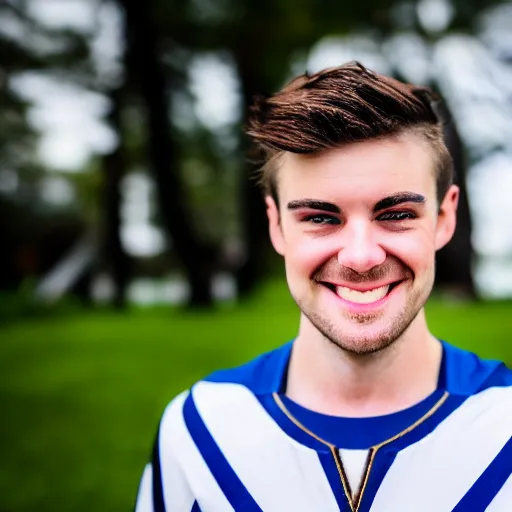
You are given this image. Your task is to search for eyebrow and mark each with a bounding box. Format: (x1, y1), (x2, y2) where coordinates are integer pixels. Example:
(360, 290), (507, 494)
(373, 192), (425, 213)
(287, 199), (341, 213)
(286, 193), (426, 214)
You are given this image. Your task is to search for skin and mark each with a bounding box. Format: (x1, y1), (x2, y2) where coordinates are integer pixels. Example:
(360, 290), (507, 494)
(266, 131), (459, 417)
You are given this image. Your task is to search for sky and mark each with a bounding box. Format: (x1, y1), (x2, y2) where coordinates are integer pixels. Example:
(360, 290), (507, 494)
(5, 0), (512, 297)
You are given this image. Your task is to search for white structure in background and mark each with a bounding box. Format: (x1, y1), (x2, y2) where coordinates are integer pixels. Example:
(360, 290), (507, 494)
(120, 172), (166, 257)
(35, 235), (95, 302)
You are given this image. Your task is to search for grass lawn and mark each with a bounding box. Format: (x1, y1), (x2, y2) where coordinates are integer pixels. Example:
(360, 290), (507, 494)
(0, 280), (511, 511)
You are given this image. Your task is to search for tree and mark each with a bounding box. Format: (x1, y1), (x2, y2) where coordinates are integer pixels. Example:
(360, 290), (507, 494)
(0, 0), (90, 293)
(119, 0), (216, 307)
(101, 86), (131, 308)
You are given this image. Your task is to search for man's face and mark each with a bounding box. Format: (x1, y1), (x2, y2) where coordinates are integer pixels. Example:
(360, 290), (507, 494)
(267, 132), (458, 355)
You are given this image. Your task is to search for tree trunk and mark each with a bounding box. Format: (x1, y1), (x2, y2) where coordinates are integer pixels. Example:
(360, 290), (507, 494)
(102, 87), (130, 309)
(233, 49), (275, 296)
(433, 92), (476, 298)
(120, 0), (214, 307)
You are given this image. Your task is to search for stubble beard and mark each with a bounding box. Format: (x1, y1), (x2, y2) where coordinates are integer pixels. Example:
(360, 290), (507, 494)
(295, 277), (432, 356)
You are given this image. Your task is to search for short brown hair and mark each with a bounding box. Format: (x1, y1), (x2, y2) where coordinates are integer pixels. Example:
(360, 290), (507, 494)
(247, 62), (453, 205)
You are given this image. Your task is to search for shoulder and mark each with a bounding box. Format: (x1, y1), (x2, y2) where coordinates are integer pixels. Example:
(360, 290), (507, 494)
(158, 342), (292, 440)
(440, 340), (512, 395)
(202, 341), (293, 393)
(439, 341), (512, 432)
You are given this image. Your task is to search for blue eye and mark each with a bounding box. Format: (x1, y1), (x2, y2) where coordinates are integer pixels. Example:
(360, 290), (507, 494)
(304, 214), (340, 225)
(378, 211), (416, 221)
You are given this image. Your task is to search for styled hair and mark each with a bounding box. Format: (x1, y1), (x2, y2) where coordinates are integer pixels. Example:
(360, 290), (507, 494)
(246, 62), (453, 205)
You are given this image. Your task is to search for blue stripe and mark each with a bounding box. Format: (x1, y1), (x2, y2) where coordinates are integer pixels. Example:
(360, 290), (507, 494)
(451, 437), (512, 511)
(317, 451), (352, 512)
(182, 391), (263, 511)
(190, 501), (202, 512)
(151, 425), (166, 512)
(256, 394), (331, 451)
(279, 390), (445, 449)
(357, 447), (399, 512)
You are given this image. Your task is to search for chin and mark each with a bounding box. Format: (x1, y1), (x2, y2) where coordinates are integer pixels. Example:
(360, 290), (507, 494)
(304, 308), (418, 356)
(331, 330), (399, 355)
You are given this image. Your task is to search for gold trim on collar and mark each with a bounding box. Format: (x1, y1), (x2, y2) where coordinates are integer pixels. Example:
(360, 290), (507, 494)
(272, 391), (449, 512)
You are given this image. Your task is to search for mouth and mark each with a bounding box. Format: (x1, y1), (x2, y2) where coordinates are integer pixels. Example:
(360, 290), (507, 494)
(321, 280), (403, 305)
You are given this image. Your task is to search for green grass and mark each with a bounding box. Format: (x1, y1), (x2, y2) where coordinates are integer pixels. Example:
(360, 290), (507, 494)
(0, 280), (511, 511)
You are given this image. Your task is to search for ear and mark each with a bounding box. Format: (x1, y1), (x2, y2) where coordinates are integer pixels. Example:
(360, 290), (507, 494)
(266, 195), (285, 256)
(435, 185), (459, 251)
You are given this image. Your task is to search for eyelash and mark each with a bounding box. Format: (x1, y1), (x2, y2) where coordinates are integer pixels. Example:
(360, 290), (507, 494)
(303, 214), (340, 225)
(377, 211), (417, 221)
(302, 211), (416, 225)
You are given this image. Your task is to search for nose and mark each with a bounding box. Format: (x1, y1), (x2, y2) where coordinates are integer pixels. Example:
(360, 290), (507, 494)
(337, 219), (386, 273)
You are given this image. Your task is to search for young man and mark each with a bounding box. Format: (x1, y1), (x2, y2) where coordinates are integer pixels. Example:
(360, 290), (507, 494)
(135, 62), (512, 512)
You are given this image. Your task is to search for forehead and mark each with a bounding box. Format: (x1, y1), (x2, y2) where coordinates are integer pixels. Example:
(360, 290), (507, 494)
(276, 133), (436, 205)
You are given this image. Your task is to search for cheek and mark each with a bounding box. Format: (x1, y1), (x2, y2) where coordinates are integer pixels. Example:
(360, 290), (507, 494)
(284, 234), (335, 276)
(383, 229), (436, 273)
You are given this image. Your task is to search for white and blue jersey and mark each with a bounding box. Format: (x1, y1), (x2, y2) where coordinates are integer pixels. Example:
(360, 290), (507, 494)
(135, 341), (512, 511)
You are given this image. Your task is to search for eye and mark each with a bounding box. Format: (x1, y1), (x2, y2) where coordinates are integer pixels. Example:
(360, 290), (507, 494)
(304, 214), (340, 225)
(377, 211), (416, 221)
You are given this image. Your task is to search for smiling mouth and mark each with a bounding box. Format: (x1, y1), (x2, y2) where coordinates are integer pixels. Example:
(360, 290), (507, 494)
(322, 281), (403, 304)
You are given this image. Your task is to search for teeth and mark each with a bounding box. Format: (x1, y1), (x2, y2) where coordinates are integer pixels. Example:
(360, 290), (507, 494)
(335, 285), (389, 304)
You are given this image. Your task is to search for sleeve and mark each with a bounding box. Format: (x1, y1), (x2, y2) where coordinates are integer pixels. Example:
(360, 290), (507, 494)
(134, 391), (197, 512)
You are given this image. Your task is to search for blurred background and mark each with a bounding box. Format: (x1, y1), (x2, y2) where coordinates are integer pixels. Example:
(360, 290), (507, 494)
(1, 0), (511, 510)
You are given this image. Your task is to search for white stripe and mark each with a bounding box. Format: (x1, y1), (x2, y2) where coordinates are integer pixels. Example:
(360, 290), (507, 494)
(485, 474), (512, 511)
(339, 449), (369, 495)
(134, 464), (154, 512)
(370, 387), (512, 511)
(159, 391), (234, 511)
(193, 381), (340, 512)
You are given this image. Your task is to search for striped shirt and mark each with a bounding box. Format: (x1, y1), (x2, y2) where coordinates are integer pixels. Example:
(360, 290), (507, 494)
(135, 341), (512, 511)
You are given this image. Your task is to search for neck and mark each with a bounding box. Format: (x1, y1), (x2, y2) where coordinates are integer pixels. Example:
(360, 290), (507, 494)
(286, 310), (443, 417)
